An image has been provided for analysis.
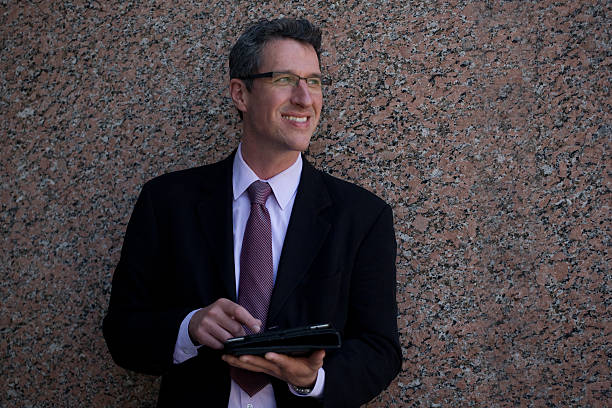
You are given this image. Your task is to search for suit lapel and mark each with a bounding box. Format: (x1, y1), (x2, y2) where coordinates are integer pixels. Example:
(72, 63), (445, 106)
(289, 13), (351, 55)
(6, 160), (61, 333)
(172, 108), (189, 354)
(267, 158), (332, 324)
(196, 153), (237, 301)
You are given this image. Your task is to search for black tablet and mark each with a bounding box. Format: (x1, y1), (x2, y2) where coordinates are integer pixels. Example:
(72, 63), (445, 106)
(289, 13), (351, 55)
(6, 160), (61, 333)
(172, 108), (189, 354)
(223, 324), (341, 356)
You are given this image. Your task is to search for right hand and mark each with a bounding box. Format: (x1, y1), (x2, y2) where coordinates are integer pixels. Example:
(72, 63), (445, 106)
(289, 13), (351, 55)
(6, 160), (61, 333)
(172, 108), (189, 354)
(188, 298), (261, 349)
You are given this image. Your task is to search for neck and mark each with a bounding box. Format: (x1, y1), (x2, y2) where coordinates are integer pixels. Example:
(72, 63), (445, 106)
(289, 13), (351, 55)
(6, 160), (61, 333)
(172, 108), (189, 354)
(240, 141), (301, 180)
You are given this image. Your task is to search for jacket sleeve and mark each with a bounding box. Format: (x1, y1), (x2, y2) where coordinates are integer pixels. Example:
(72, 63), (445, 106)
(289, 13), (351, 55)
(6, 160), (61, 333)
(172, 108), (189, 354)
(102, 182), (192, 375)
(322, 204), (402, 407)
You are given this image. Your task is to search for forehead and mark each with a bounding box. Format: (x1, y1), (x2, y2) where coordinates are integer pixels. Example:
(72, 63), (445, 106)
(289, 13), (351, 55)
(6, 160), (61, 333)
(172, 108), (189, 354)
(258, 38), (321, 75)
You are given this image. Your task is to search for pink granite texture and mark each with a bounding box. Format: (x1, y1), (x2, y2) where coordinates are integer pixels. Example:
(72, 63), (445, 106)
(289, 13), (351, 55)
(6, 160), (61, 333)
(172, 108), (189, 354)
(1, 1), (610, 406)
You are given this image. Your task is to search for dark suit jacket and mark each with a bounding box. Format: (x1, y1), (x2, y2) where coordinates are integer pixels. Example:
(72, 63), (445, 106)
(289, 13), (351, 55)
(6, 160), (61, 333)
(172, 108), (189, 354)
(103, 153), (401, 407)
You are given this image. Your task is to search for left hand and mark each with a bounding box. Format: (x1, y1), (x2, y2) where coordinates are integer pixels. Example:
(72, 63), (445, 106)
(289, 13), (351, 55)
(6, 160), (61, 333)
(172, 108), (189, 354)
(222, 350), (325, 388)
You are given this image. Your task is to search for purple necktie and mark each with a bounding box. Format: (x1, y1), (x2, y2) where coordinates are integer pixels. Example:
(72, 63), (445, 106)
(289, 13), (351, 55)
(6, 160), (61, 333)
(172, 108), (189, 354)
(231, 180), (274, 396)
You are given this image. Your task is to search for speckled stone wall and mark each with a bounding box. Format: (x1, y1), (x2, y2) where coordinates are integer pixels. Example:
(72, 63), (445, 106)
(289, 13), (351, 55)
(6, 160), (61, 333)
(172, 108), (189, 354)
(2, 1), (610, 406)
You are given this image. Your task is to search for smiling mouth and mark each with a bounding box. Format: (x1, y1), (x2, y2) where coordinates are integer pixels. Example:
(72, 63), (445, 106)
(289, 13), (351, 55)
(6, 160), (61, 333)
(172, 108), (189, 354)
(282, 115), (308, 123)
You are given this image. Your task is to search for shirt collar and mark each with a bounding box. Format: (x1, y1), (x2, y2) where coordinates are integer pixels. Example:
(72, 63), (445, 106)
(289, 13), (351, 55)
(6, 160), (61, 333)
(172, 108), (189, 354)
(232, 143), (303, 210)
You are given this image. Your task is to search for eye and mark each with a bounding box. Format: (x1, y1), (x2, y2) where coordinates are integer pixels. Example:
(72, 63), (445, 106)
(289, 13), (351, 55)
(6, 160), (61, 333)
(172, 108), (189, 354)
(272, 74), (294, 85)
(306, 77), (322, 87)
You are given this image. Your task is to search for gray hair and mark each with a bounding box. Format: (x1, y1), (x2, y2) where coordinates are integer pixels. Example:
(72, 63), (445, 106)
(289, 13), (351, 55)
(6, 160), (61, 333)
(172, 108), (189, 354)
(229, 18), (322, 91)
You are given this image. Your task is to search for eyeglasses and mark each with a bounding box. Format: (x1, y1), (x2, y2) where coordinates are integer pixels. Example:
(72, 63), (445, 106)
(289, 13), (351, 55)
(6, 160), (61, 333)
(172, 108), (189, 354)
(237, 72), (332, 89)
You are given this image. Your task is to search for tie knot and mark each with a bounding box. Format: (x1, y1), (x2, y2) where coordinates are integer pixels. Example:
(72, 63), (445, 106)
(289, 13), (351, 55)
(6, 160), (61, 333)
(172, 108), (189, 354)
(247, 181), (272, 205)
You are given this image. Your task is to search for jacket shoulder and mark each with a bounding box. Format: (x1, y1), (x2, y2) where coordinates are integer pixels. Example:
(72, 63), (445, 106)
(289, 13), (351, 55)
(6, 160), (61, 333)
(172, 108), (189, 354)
(318, 168), (389, 212)
(141, 156), (231, 197)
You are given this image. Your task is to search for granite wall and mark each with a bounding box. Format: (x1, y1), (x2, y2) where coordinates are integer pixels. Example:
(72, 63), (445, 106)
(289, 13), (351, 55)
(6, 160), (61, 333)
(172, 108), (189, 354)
(1, 1), (610, 407)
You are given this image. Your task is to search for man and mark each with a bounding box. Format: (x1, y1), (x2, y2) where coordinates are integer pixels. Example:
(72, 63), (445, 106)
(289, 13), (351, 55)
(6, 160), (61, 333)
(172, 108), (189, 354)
(103, 18), (401, 407)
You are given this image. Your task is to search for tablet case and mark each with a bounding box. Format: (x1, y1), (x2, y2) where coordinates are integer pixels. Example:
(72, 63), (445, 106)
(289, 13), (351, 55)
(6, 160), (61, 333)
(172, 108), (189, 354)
(223, 323), (341, 356)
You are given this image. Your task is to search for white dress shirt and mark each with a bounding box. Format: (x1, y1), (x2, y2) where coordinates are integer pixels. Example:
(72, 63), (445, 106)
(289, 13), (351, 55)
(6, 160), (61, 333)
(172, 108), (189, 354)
(173, 144), (325, 407)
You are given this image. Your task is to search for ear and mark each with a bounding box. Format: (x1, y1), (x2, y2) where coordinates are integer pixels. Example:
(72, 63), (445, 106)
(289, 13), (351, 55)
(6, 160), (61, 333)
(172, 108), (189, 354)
(230, 78), (249, 114)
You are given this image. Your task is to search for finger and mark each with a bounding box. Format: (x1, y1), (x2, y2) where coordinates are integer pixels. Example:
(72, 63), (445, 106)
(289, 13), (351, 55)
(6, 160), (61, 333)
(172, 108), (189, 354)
(263, 352), (287, 366)
(212, 299), (258, 334)
(200, 320), (235, 344)
(229, 304), (262, 333)
(190, 303), (243, 345)
(196, 331), (225, 350)
(221, 354), (242, 367)
(264, 350), (325, 369)
(222, 355), (255, 371)
(239, 354), (278, 371)
(210, 309), (246, 337)
(222, 354), (278, 376)
(264, 353), (309, 375)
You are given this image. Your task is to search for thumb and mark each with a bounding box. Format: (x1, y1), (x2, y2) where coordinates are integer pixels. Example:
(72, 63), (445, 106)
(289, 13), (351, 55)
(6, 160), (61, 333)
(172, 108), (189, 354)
(309, 350), (326, 367)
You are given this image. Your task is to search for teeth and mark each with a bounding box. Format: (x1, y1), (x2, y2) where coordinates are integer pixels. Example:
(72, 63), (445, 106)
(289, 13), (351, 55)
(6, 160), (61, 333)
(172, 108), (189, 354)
(283, 115), (307, 123)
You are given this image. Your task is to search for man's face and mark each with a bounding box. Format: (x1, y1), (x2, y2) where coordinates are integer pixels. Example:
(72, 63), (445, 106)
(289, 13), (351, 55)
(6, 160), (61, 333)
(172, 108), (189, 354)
(239, 38), (323, 157)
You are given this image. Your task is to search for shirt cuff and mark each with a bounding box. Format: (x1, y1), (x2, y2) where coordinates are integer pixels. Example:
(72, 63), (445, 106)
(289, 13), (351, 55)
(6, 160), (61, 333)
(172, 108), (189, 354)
(172, 309), (202, 364)
(288, 367), (325, 398)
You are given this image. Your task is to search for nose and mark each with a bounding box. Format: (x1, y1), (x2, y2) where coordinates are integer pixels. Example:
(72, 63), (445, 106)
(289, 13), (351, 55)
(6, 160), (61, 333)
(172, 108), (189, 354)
(290, 79), (314, 107)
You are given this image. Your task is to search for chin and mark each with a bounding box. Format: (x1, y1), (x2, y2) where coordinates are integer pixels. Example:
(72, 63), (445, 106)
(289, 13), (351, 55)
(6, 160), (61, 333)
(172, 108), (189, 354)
(292, 138), (313, 153)
(280, 133), (312, 152)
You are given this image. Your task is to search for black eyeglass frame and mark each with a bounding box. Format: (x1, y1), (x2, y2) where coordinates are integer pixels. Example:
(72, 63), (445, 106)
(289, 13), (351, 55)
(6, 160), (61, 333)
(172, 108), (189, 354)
(236, 71), (333, 87)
